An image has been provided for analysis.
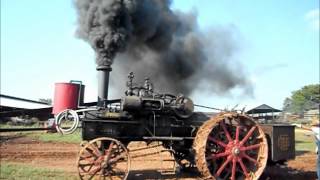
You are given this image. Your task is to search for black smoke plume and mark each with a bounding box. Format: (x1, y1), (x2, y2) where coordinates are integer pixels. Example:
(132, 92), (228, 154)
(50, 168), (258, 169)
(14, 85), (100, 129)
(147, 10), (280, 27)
(75, 0), (252, 96)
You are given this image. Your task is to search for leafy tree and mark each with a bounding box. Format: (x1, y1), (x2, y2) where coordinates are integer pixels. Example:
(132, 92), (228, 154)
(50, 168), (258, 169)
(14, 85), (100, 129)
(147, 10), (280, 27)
(283, 84), (320, 115)
(282, 97), (292, 112)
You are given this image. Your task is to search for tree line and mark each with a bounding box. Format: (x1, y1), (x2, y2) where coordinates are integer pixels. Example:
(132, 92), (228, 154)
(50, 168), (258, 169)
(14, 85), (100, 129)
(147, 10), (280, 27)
(283, 84), (319, 115)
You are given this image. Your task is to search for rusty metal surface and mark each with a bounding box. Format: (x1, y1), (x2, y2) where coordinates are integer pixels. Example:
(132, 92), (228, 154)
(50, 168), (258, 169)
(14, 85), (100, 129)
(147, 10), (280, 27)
(193, 112), (268, 180)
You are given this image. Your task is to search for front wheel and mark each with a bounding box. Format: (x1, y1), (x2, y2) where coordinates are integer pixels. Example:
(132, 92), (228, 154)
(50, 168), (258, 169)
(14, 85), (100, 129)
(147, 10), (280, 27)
(77, 137), (130, 180)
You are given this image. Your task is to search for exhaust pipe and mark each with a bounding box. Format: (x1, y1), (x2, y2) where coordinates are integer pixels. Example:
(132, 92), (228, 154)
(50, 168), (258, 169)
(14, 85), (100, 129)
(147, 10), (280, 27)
(96, 65), (111, 107)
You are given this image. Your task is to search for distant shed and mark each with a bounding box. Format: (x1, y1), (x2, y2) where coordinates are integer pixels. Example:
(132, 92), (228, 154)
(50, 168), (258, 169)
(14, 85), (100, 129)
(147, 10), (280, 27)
(0, 94), (52, 119)
(246, 104), (282, 123)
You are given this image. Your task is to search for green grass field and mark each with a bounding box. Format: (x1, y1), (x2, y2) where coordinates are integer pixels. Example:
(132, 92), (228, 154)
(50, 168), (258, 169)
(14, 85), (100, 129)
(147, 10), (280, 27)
(0, 163), (78, 180)
(0, 124), (40, 128)
(0, 123), (82, 144)
(26, 130), (82, 144)
(0, 123), (81, 179)
(295, 129), (317, 152)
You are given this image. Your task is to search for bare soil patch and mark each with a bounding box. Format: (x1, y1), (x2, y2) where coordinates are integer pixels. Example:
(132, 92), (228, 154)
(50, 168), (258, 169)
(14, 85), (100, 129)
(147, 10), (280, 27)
(0, 133), (317, 179)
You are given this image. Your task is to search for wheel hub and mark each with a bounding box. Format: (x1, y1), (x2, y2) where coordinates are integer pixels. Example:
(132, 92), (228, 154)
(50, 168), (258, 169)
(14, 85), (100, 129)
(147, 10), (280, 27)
(232, 147), (240, 156)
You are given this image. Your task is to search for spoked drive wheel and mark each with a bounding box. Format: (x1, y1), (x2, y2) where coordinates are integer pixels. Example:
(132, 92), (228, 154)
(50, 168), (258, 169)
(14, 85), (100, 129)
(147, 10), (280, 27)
(193, 112), (268, 180)
(77, 137), (130, 180)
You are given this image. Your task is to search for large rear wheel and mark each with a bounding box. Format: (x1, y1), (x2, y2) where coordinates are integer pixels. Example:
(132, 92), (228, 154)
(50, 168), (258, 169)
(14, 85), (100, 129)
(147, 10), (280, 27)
(193, 112), (268, 180)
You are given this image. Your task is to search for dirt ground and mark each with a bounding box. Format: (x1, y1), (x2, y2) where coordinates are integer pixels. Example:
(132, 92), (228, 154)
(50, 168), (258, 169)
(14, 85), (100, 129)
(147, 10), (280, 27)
(0, 134), (317, 180)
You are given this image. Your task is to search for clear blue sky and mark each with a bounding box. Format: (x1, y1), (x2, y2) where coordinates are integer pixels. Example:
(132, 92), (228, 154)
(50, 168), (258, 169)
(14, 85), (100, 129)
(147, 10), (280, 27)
(1, 0), (319, 110)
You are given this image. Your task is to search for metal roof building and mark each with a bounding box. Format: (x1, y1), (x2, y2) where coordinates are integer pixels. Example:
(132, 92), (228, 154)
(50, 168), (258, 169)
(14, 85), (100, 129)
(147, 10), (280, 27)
(246, 104), (281, 114)
(0, 94), (52, 119)
(246, 104), (282, 123)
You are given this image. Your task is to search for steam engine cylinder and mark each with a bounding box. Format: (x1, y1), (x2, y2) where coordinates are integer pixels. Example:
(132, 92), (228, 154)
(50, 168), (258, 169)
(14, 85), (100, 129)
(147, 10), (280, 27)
(121, 96), (164, 111)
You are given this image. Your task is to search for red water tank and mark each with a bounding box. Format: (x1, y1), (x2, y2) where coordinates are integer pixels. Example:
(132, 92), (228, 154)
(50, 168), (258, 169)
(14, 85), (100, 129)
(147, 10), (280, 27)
(52, 83), (82, 115)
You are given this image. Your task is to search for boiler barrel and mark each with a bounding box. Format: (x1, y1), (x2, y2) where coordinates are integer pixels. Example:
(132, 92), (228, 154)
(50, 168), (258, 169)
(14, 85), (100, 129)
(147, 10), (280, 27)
(52, 83), (84, 115)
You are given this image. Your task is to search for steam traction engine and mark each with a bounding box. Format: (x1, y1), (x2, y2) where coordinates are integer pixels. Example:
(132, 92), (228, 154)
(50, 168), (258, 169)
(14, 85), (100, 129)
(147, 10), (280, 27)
(56, 69), (269, 180)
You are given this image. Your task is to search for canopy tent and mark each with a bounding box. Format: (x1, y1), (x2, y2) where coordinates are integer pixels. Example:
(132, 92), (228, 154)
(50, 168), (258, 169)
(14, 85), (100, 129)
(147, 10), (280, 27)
(246, 104), (282, 114)
(246, 104), (282, 123)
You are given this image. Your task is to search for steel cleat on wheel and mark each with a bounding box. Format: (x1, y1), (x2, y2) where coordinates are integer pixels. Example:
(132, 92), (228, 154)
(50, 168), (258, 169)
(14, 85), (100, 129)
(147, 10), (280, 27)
(193, 112), (268, 180)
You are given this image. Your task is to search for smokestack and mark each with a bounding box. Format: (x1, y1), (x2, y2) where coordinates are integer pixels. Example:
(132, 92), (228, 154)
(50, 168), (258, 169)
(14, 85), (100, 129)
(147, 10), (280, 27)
(96, 64), (111, 107)
(96, 40), (112, 107)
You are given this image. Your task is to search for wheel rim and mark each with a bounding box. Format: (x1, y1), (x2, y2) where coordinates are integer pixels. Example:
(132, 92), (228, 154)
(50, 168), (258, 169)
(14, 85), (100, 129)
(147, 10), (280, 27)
(194, 112), (268, 180)
(77, 137), (130, 180)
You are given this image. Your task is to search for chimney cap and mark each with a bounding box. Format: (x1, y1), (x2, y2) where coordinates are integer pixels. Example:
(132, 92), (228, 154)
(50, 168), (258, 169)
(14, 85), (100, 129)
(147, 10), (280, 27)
(96, 65), (112, 71)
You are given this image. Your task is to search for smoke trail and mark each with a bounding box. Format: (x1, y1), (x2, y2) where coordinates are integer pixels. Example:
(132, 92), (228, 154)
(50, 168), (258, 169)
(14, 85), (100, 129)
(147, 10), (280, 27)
(75, 0), (252, 96)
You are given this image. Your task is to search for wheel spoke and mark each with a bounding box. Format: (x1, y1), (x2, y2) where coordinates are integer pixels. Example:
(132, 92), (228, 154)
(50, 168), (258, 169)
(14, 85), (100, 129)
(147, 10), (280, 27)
(79, 162), (94, 167)
(109, 153), (127, 164)
(80, 154), (95, 160)
(80, 155), (99, 173)
(88, 166), (102, 179)
(222, 168), (231, 180)
(79, 164), (94, 174)
(210, 151), (230, 160)
(93, 141), (101, 150)
(208, 136), (227, 147)
(241, 143), (261, 151)
(240, 126), (256, 145)
(221, 120), (233, 142)
(104, 142), (115, 161)
(87, 163), (96, 174)
(79, 164), (93, 173)
(238, 158), (249, 177)
(80, 155), (97, 163)
(242, 153), (258, 164)
(215, 156), (232, 177)
(235, 126), (240, 142)
(79, 157), (98, 172)
(231, 158), (237, 180)
(85, 148), (99, 158)
(88, 144), (102, 157)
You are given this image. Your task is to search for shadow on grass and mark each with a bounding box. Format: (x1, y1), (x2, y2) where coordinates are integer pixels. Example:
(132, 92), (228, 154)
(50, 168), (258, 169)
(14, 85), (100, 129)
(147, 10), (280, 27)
(295, 150), (312, 156)
(261, 164), (317, 180)
(296, 140), (315, 143)
(0, 134), (25, 143)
